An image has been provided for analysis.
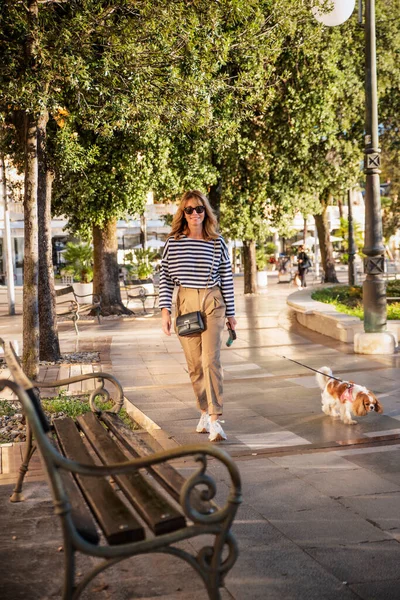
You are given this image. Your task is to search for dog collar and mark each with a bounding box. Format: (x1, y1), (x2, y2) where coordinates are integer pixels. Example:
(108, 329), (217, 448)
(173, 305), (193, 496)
(340, 383), (354, 403)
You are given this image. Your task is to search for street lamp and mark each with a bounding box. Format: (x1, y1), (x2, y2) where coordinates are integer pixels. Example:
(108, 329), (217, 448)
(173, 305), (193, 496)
(312, 0), (392, 352)
(312, 0), (355, 26)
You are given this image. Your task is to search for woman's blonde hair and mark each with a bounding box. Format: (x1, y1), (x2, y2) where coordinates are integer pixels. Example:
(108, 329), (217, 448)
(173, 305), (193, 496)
(170, 190), (219, 240)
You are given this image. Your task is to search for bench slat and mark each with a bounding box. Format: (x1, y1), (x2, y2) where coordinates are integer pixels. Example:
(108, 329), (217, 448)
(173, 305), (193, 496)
(54, 418), (145, 545)
(55, 286), (75, 298)
(52, 438), (100, 545)
(77, 412), (186, 536)
(100, 412), (214, 515)
(100, 412), (186, 501)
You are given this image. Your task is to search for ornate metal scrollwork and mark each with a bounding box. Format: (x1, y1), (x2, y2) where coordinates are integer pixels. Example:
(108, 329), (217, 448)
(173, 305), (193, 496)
(89, 377), (113, 413)
(180, 453), (236, 525)
(196, 532), (238, 576)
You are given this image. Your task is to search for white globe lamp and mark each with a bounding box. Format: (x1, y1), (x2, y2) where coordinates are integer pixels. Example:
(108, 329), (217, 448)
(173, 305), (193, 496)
(312, 0), (356, 26)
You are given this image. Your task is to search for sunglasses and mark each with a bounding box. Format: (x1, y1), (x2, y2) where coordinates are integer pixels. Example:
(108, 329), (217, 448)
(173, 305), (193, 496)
(183, 206), (205, 215)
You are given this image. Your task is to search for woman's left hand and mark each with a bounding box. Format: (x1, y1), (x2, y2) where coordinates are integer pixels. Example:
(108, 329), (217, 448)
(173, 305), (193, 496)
(227, 316), (237, 330)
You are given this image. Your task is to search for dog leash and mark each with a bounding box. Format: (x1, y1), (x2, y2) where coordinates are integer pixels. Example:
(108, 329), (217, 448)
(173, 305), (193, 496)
(280, 355), (352, 387)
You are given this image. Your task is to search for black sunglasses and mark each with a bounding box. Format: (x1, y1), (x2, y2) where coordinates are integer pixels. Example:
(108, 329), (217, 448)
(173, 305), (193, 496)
(183, 206), (205, 215)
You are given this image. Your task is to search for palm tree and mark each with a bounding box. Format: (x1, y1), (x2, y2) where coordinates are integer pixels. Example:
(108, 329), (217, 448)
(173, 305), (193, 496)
(336, 217), (364, 254)
(63, 242), (94, 283)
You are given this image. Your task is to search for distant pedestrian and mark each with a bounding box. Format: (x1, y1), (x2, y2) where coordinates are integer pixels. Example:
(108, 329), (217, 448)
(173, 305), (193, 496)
(297, 245), (311, 289)
(159, 190), (237, 442)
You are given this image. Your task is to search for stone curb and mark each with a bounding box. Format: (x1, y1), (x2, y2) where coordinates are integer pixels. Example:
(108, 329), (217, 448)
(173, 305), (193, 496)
(287, 286), (400, 344)
(122, 396), (180, 451)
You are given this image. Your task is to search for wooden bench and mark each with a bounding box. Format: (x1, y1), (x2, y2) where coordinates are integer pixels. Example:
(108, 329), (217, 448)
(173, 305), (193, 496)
(121, 282), (159, 314)
(1, 340), (241, 600)
(55, 285), (101, 334)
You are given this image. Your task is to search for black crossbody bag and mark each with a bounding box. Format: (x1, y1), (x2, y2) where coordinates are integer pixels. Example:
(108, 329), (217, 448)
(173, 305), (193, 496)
(176, 240), (217, 337)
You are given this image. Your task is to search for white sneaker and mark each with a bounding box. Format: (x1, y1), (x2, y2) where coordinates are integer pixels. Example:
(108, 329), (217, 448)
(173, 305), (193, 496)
(209, 420), (227, 442)
(196, 413), (210, 433)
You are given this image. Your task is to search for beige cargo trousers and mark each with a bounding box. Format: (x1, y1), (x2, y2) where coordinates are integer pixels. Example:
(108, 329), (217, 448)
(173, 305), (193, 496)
(175, 286), (226, 416)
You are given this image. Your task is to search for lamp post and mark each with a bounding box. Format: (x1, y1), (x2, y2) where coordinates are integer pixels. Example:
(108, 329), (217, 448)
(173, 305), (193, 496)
(361, 0), (386, 333)
(348, 188), (356, 286)
(312, 0), (391, 351)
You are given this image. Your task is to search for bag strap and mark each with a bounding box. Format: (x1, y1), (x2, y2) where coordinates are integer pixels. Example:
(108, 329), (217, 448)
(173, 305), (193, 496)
(200, 239), (217, 312)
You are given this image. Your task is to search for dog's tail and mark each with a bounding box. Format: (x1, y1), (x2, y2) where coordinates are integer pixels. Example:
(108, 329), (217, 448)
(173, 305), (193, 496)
(316, 366), (332, 390)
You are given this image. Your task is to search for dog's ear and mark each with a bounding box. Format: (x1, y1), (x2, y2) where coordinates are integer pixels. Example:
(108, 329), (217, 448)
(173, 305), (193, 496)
(373, 395), (384, 414)
(353, 392), (368, 416)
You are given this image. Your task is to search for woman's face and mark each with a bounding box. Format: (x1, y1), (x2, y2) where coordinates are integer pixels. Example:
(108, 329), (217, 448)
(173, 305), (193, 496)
(183, 198), (206, 227)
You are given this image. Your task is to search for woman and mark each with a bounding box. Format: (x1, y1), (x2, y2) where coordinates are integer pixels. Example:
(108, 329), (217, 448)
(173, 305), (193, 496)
(159, 190), (237, 442)
(297, 245), (311, 289)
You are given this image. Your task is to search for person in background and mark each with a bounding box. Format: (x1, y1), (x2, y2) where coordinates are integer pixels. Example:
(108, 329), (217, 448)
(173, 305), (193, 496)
(159, 190), (237, 442)
(297, 245), (311, 289)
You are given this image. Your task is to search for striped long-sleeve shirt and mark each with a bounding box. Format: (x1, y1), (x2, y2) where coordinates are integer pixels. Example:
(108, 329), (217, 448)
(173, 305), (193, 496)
(159, 235), (235, 316)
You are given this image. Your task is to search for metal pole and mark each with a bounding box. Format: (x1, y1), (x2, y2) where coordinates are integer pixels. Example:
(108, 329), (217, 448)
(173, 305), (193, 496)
(348, 189), (356, 286)
(0, 155), (15, 315)
(140, 214), (147, 250)
(362, 0), (386, 332)
(314, 228), (319, 281)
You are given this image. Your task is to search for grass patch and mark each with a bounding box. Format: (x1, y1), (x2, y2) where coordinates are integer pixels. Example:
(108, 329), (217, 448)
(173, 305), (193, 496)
(42, 391), (138, 430)
(0, 399), (20, 417)
(312, 281), (400, 320)
(0, 391), (138, 430)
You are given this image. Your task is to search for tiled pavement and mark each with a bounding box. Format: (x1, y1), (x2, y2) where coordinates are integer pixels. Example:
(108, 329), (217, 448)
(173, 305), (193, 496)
(1, 276), (400, 599)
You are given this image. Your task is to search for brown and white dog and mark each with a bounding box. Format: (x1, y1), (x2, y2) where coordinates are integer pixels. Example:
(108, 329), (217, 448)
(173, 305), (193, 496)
(316, 366), (383, 425)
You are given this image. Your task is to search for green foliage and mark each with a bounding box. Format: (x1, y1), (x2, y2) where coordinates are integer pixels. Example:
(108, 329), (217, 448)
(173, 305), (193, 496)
(265, 242), (277, 256)
(334, 217), (364, 254)
(0, 391), (138, 432)
(2, 0), (400, 253)
(62, 241), (93, 283)
(125, 249), (158, 280)
(162, 214), (173, 227)
(255, 249), (269, 271)
(42, 391), (137, 430)
(256, 242), (277, 270)
(0, 399), (18, 417)
(312, 283), (400, 320)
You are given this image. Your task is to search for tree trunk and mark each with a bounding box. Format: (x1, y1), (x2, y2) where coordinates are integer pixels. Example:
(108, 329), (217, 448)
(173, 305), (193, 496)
(208, 177), (222, 222)
(337, 196), (343, 219)
(243, 240), (257, 294)
(38, 110), (61, 361)
(93, 220), (132, 315)
(23, 112), (39, 379)
(303, 217), (308, 246)
(314, 205), (339, 284)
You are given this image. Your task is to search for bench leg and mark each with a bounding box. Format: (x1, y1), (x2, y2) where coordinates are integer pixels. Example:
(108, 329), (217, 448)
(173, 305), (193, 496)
(205, 529), (238, 599)
(73, 315), (79, 336)
(62, 536), (76, 600)
(10, 422), (36, 502)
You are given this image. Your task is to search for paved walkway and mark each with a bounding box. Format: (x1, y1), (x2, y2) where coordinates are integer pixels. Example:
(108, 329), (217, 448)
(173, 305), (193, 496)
(1, 275), (400, 599)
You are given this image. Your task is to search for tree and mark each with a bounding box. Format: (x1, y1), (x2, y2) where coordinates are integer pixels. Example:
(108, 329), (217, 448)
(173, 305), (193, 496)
(376, 0), (400, 239)
(0, 0), (104, 366)
(53, 0), (297, 301)
(38, 109), (61, 361)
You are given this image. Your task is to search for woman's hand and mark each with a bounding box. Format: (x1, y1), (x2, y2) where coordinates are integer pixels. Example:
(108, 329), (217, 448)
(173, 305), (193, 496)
(226, 316), (237, 330)
(161, 308), (172, 336)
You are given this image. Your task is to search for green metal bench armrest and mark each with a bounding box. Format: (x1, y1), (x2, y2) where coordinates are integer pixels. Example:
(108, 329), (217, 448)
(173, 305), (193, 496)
(73, 292), (101, 304)
(56, 299), (79, 311)
(37, 372), (124, 413)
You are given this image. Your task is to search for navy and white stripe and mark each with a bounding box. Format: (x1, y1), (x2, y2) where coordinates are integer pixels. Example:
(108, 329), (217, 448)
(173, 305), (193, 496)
(159, 235), (235, 316)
